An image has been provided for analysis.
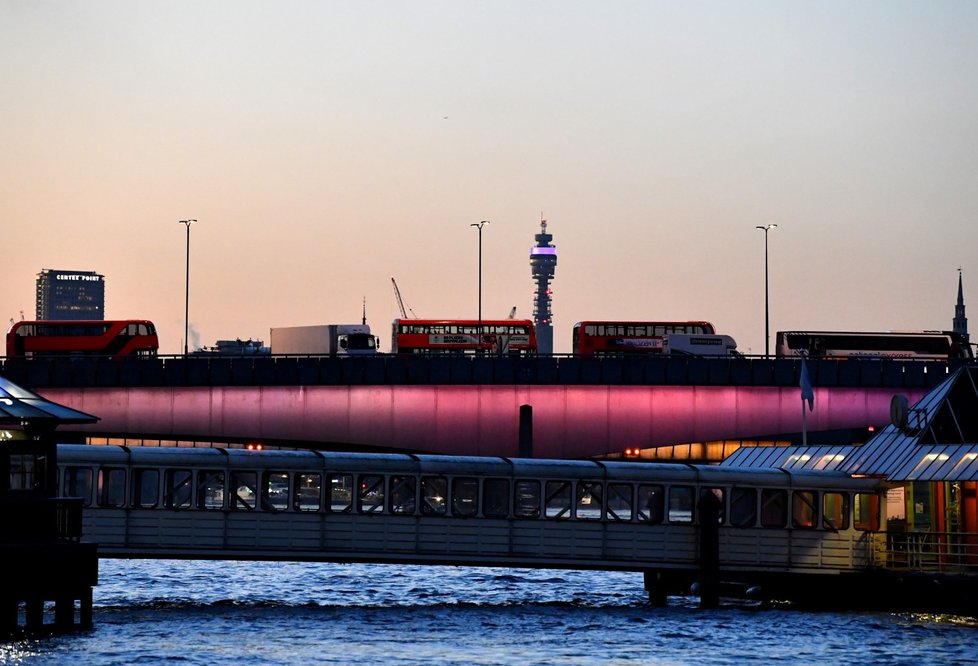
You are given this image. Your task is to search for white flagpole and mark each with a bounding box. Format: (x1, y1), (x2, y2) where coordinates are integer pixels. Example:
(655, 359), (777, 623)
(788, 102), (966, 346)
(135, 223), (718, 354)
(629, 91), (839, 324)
(802, 394), (807, 446)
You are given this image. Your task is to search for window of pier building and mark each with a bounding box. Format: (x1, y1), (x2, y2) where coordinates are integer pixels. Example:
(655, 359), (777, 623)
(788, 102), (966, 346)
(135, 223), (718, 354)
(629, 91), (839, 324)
(636, 484), (665, 524)
(730, 487), (758, 528)
(63, 466), (93, 506)
(132, 468), (160, 508)
(420, 476), (447, 516)
(545, 480), (572, 519)
(822, 492), (849, 531)
(358, 474), (385, 514)
(761, 489), (787, 528)
(262, 472), (290, 511)
(854, 492), (881, 531)
(667, 485), (695, 524)
(164, 469), (192, 509)
(330, 474), (353, 512)
(389, 475), (416, 515)
(231, 471), (257, 510)
(451, 477), (479, 517)
(792, 490), (817, 529)
(576, 481), (603, 520)
(482, 478), (510, 518)
(607, 483), (633, 521)
(98, 467), (127, 507)
(295, 473), (322, 512)
(8, 454), (40, 492)
(514, 480), (541, 518)
(197, 470), (225, 510)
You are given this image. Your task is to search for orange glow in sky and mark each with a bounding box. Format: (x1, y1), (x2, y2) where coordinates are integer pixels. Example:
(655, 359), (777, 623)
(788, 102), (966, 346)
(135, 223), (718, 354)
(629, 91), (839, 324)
(2, 3), (975, 354)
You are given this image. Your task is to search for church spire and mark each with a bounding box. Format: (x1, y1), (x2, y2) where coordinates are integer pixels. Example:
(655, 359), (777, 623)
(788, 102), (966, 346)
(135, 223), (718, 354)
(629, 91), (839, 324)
(954, 268), (968, 343)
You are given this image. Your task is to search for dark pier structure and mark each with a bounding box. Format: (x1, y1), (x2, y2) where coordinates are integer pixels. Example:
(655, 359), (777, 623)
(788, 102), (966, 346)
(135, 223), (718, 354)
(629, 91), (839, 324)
(0, 376), (98, 638)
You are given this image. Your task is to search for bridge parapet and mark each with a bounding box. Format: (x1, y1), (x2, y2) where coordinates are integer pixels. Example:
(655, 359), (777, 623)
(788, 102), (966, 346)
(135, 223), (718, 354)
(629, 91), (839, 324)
(0, 355), (964, 390)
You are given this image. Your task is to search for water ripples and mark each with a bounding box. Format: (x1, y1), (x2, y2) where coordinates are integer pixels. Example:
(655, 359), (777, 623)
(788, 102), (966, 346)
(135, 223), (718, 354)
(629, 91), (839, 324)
(5, 560), (977, 665)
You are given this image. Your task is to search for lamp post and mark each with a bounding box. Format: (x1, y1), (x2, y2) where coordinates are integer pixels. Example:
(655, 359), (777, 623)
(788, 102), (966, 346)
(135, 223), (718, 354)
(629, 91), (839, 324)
(755, 224), (777, 358)
(179, 219), (196, 355)
(470, 220), (489, 346)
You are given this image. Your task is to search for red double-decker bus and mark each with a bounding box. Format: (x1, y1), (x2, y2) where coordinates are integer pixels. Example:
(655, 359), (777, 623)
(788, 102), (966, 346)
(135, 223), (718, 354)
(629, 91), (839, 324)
(391, 319), (537, 356)
(6, 320), (159, 359)
(572, 321), (717, 356)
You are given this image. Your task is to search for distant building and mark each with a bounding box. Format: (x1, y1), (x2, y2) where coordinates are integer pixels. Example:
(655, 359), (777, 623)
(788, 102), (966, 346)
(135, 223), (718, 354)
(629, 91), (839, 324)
(35, 269), (105, 320)
(530, 220), (557, 355)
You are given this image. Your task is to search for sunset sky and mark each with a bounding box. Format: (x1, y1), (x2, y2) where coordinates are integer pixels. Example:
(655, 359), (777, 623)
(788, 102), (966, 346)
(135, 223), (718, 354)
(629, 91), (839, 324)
(3, 2), (976, 355)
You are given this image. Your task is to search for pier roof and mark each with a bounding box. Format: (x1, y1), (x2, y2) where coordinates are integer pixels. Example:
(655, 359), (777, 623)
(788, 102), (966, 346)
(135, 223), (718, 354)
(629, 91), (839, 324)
(0, 374), (98, 426)
(723, 365), (978, 482)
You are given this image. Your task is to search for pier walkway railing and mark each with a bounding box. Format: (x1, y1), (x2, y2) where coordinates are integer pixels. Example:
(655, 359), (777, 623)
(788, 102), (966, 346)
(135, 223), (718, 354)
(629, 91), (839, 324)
(878, 531), (978, 573)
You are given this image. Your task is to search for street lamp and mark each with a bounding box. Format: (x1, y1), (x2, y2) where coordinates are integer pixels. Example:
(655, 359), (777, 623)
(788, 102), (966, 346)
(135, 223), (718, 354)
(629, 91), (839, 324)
(755, 224), (777, 358)
(470, 220), (489, 347)
(179, 219), (196, 355)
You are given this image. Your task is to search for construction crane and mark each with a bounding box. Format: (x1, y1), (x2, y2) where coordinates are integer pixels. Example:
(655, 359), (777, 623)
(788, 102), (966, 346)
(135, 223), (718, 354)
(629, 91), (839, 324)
(391, 277), (418, 318)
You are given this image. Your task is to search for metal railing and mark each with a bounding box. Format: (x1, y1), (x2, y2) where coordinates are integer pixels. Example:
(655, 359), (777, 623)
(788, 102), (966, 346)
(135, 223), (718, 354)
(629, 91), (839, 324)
(874, 531), (978, 573)
(0, 354), (966, 390)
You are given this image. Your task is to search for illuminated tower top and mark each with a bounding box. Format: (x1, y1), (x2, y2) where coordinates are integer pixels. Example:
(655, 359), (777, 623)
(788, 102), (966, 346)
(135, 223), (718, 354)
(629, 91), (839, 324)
(530, 219), (557, 355)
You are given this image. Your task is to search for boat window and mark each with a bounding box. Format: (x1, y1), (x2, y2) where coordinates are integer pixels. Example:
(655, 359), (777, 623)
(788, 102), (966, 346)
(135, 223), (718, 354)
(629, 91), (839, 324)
(197, 471), (225, 510)
(98, 467), (127, 508)
(390, 475), (416, 515)
(420, 476), (447, 516)
(63, 466), (93, 507)
(545, 480), (572, 519)
(760, 489), (787, 528)
(668, 485), (694, 524)
(132, 468), (159, 508)
(730, 487), (757, 528)
(451, 477), (479, 517)
(295, 473), (321, 512)
(329, 474), (353, 513)
(576, 481), (603, 520)
(358, 474), (385, 514)
(607, 483), (633, 521)
(164, 469), (192, 509)
(637, 484), (664, 524)
(854, 493), (880, 531)
(514, 480), (541, 518)
(262, 472), (290, 511)
(231, 471), (257, 510)
(822, 492), (849, 531)
(792, 490), (817, 529)
(482, 478), (509, 518)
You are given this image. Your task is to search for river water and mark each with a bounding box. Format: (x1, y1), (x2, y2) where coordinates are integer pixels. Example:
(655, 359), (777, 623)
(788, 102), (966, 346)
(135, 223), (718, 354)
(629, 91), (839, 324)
(2, 559), (976, 665)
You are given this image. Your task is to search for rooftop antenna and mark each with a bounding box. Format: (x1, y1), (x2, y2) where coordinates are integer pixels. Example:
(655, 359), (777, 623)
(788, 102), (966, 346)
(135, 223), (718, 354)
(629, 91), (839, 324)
(362, 297), (367, 326)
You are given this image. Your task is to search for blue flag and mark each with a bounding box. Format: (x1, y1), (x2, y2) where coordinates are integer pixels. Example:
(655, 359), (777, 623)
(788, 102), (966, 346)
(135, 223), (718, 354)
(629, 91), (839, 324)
(800, 356), (814, 411)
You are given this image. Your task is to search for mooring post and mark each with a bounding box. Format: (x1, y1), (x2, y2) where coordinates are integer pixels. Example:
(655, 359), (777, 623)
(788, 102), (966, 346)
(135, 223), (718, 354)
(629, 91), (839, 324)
(519, 404), (533, 458)
(643, 571), (668, 607)
(697, 489), (721, 608)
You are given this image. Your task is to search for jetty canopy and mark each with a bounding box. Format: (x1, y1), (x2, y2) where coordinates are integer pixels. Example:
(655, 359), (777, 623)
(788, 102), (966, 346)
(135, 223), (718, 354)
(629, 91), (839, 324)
(0, 374), (98, 426)
(723, 365), (978, 482)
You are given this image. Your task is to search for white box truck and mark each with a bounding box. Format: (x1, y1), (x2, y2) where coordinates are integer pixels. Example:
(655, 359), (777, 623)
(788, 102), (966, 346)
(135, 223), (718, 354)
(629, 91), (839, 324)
(269, 324), (378, 356)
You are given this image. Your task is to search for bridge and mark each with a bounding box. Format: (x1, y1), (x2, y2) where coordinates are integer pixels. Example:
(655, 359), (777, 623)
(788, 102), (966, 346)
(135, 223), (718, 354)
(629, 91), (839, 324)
(2, 356), (964, 459)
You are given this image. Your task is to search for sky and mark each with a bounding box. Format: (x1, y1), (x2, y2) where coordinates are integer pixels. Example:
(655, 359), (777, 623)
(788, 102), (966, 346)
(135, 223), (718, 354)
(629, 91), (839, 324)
(2, 1), (976, 355)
